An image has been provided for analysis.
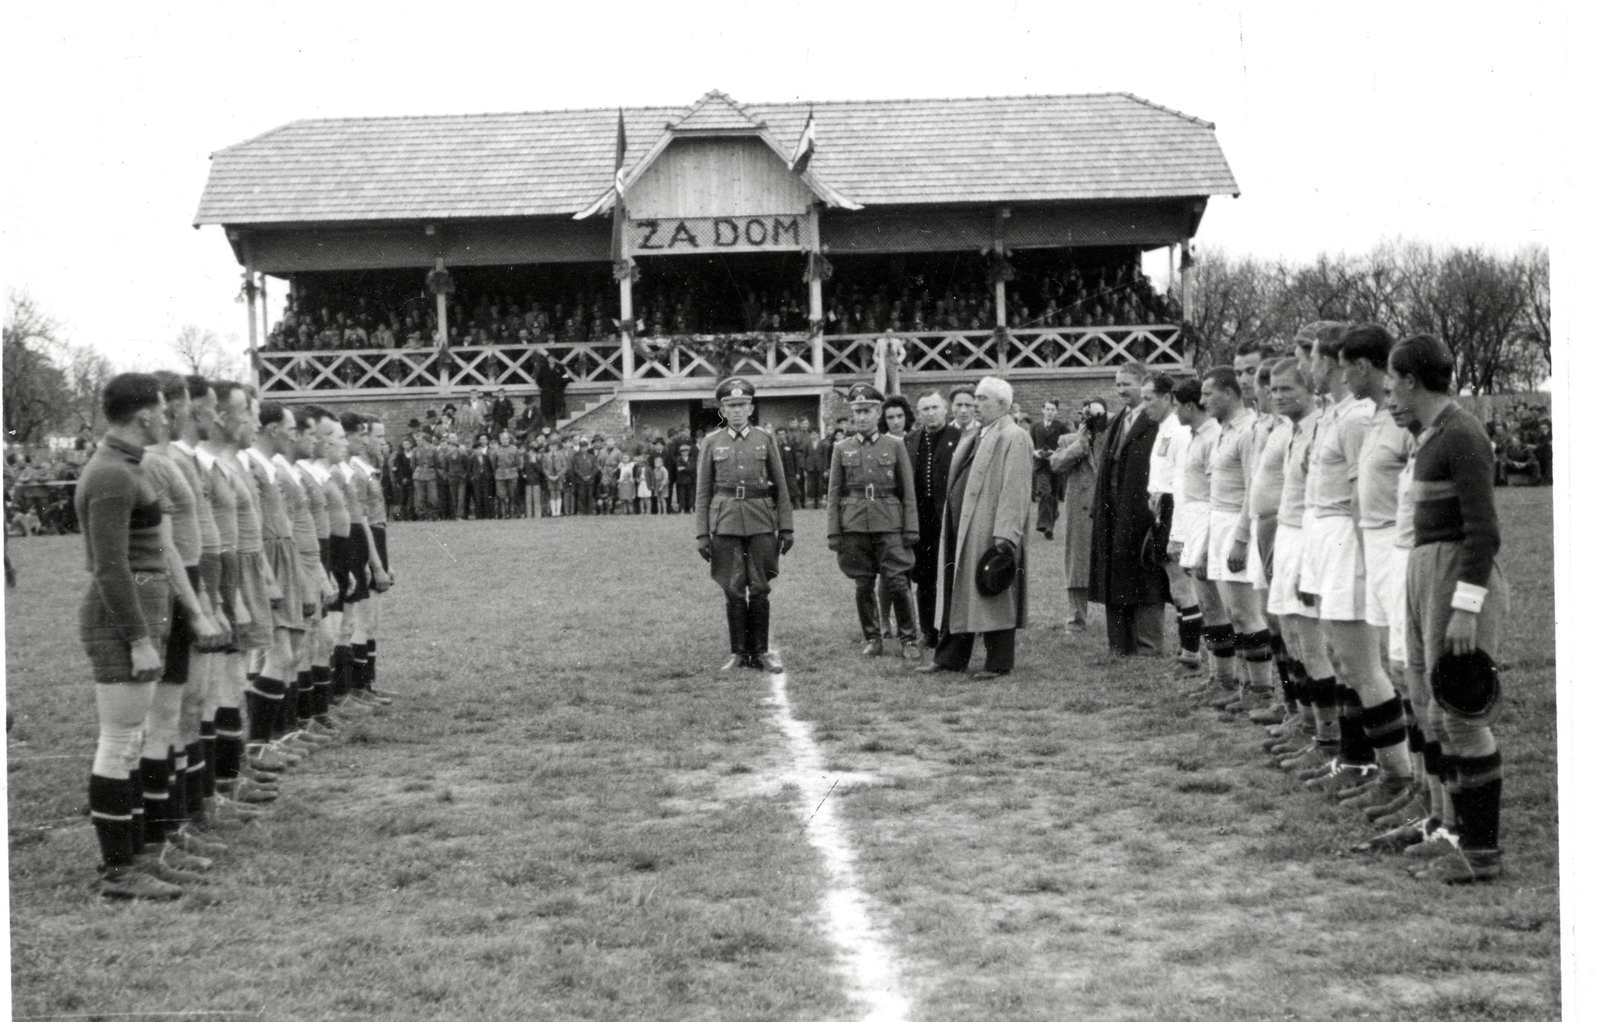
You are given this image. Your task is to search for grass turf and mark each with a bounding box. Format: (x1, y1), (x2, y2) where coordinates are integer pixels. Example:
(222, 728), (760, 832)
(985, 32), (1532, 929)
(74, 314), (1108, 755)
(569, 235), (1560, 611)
(5, 488), (1558, 1020)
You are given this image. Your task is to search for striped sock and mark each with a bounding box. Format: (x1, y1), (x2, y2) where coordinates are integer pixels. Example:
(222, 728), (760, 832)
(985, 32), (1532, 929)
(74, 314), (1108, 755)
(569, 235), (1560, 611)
(184, 742), (207, 822)
(126, 770), (146, 858)
(89, 773), (134, 868)
(1177, 606), (1203, 658)
(1239, 629), (1276, 692)
(139, 755), (171, 845)
(1202, 624), (1236, 684)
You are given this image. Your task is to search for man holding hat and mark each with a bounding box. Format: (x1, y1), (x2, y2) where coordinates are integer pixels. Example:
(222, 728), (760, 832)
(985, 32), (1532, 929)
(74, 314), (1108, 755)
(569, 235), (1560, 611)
(694, 377), (794, 672)
(917, 376), (1033, 679)
(826, 383), (920, 659)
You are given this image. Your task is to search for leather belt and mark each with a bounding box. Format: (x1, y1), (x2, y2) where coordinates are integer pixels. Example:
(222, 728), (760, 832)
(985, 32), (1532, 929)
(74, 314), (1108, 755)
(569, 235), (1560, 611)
(845, 485), (900, 499)
(715, 483), (772, 499)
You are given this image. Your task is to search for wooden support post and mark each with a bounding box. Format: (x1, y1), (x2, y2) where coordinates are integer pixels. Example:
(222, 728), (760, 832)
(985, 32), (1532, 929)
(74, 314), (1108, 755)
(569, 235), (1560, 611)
(434, 257), (452, 394)
(808, 207), (825, 374)
(993, 207), (1007, 330)
(619, 274), (635, 382)
(1180, 241), (1194, 325)
(241, 237), (260, 389)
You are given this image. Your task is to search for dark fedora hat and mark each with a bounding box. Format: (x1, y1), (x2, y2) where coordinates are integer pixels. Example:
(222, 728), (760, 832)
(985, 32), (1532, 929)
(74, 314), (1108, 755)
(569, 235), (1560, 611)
(1431, 648), (1501, 722)
(976, 545), (1018, 597)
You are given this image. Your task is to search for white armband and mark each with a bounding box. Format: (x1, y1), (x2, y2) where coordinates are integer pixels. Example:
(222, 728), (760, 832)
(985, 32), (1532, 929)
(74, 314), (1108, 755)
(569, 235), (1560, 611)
(1451, 582), (1487, 614)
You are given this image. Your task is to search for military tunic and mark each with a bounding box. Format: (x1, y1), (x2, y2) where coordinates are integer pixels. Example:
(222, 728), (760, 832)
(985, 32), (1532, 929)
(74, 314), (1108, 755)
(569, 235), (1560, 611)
(693, 424), (794, 654)
(826, 430), (919, 642)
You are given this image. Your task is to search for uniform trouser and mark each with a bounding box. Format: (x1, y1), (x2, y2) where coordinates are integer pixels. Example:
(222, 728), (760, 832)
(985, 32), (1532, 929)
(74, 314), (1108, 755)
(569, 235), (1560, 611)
(1033, 466), (1061, 533)
(805, 471), (824, 508)
(574, 479), (595, 515)
(836, 532), (915, 641)
(676, 479), (695, 515)
(526, 483), (543, 518)
(449, 478), (469, 519)
(416, 479), (438, 518)
(1105, 602), (1166, 657)
(497, 479), (516, 516)
(711, 533), (779, 655)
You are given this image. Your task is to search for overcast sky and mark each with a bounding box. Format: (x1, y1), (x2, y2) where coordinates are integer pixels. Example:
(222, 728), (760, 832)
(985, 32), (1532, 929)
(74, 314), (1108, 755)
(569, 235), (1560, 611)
(0, 1), (1572, 371)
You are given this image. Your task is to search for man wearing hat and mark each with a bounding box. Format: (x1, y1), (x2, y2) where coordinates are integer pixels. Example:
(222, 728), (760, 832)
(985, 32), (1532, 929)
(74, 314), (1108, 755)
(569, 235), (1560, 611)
(694, 377), (794, 672)
(826, 384), (920, 659)
(916, 376), (1033, 679)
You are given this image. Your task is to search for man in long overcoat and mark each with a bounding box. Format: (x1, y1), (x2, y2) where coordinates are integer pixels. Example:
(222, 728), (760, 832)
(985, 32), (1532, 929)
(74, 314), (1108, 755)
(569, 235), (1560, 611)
(1089, 363), (1170, 655)
(917, 376), (1033, 678)
(905, 390), (963, 647)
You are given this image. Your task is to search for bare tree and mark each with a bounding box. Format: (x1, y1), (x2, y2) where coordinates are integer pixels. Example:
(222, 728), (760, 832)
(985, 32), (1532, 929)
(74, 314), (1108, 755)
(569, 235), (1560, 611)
(3, 290), (71, 444)
(171, 324), (249, 382)
(63, 343), (115, 433)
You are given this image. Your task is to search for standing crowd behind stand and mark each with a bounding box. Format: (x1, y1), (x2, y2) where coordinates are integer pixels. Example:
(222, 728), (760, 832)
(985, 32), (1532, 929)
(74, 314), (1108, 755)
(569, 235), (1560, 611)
(259, 256), (1179, 356)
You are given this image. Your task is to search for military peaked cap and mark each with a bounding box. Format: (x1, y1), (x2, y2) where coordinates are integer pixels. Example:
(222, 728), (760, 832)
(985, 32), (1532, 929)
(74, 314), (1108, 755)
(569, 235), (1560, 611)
(847, 383), (886, 406)
(716, 377), (756, 401)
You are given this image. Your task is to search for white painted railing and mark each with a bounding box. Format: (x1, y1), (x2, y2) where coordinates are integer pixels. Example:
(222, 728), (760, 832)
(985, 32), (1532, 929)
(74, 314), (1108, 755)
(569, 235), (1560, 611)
(254, 325), (1186, 396)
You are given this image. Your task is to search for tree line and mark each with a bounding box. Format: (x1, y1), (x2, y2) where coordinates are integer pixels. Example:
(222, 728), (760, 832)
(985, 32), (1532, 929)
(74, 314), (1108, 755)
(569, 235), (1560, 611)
(1184, 240), (1550, 394)
(3, 291), (247, 445)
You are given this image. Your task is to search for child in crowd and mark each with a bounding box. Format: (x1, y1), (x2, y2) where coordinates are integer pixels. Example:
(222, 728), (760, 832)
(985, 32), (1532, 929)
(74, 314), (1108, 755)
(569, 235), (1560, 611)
(652, 457), (670, 515)
(616, 452), (637, 514)
(636, 451), (653, 516)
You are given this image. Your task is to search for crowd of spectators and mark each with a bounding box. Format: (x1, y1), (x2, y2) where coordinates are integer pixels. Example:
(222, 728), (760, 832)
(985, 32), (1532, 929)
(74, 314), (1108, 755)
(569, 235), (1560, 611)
(260, 258), (1181, 356)
(5, 436), (91, 536)
(1485, 401), (1553, 486)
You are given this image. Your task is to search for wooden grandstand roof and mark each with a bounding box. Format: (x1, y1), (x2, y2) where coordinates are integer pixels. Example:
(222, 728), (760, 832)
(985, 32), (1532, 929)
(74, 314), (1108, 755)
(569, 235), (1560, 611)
(194, 91), (1239, 227)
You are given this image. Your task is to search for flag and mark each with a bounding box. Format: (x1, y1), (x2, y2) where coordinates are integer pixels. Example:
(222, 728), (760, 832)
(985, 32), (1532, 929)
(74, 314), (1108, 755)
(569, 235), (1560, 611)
(613, 108), (628, 196)
(611, 108), (627, 266)
(789, 108), (816, 173)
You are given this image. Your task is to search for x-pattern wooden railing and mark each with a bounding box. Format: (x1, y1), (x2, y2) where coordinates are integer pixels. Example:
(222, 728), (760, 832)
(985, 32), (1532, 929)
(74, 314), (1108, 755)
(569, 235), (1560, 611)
(254, 325), (1185, 396)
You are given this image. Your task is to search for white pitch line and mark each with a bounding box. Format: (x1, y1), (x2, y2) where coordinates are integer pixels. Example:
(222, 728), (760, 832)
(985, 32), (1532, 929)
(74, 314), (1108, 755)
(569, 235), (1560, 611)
(767, 653), (910, 1022)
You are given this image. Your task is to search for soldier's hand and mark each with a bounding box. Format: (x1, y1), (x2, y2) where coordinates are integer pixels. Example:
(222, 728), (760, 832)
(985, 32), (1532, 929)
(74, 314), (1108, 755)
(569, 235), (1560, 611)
(780, 532), (795, 556)
(697, 537), (712, 562)
(826, 535), (840, 553)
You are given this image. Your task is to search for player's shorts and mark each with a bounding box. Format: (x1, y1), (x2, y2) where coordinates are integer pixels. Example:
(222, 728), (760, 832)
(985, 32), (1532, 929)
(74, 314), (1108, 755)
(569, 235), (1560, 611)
(161, 565), (202, 684)
(1246, 517), (1269, 591)
(346, 525), (372, 602)
(1207, 508), (1252, 584)
(233, 549), (275, 649)
(81, 574), (171, 684)
(1267, 524), (1313, 618)
(264, 537), (307, 632)
(1303, 514), (1364, 621)
(1175, 500), (1210, 570)
(1361, 525), (1404, 634)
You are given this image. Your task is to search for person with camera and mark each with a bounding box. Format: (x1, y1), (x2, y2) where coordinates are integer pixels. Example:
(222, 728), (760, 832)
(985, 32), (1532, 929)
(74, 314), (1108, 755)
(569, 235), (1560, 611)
(1050, 398), (1109, 631)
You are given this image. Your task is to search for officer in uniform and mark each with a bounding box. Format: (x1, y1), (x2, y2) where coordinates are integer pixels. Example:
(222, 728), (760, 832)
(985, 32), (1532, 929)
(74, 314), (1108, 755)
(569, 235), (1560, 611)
(827, 384), (921, 658)
(694, 377), (794, 672)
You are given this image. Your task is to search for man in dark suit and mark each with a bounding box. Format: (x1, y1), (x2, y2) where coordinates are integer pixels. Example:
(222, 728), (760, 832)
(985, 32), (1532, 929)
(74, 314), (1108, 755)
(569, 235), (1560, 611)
(1030, 399), (1070, 540)
(1089, 363), (1170, 656)
(489, 388), (516, 437)
(905, 389), (964, 648)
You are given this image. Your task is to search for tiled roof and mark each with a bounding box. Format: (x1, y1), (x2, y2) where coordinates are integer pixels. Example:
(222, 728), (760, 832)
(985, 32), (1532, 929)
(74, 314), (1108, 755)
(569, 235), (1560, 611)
(195, 92), (1238, 226)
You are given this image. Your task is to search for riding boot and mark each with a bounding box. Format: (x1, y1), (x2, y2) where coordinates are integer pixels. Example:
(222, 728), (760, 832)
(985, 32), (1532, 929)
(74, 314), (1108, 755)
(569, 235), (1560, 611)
(854, 581), (882, 641)
(890, 586), (917, 644)
(725, 597), (748, 656)
(746, 593), (770, 656)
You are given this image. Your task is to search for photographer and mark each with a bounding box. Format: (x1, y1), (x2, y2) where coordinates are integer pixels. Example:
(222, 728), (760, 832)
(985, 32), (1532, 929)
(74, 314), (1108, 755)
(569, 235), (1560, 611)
(1049, 399), (1109, 630)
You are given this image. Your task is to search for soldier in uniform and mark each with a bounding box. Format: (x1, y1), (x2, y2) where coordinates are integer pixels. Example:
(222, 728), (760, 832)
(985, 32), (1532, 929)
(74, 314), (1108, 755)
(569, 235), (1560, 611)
(694, 377), (794, 672)
(411, 434), (438, 520)
(827, 384), (921, 659)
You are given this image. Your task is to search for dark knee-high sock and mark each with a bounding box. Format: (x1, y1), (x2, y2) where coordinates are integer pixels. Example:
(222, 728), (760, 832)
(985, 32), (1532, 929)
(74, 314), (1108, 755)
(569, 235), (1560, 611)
(139, 755), (172, 845)
(214, 708), (244, 781)
(168, 748), (187, 830)
(332, 646), (353, 699)
(89, 773), (135, 868)
(1452, 752), (1503, 850)
(350, 642), (369, 692)
(296, 671), (315, 724)
(199, 722), (218, 798)
(366, 639), (377, 689)
(1337, 685), (1374, 765)
(245, 675), (286, 744)
(184, 741), (207, 820)
(312, 664), (332, 717)
(1177, 606), (1203, 658)
(1360, 696), (1411, 776)
(126, 770), (146, 858)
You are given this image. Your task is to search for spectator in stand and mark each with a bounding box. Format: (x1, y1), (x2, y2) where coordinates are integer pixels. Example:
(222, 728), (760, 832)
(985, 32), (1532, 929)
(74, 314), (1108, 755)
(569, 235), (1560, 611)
(457, 392), (488, 441)
(516, 395), (544, 442)
(489, 389), (515, 437)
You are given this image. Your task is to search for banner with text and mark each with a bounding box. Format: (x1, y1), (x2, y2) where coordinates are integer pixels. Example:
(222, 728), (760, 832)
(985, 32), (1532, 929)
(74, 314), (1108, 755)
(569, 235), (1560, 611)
(626, 215), (813, 255)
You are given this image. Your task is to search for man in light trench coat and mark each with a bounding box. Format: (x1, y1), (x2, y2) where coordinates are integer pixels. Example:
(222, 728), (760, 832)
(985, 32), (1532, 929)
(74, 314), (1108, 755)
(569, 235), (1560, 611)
(915, 375), (1033, 679)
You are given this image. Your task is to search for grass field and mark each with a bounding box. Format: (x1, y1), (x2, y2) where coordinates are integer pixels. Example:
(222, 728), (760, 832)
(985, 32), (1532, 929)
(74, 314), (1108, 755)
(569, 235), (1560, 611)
(6, 489), (1559, 1021)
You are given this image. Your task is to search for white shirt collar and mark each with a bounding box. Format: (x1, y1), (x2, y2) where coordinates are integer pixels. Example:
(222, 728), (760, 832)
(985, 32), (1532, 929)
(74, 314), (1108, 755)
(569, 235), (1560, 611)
(352, 455), (376, 474)
(194, 446), (217, 471)
(243, 446), (276, 480)
(302, 459), (332, 483)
